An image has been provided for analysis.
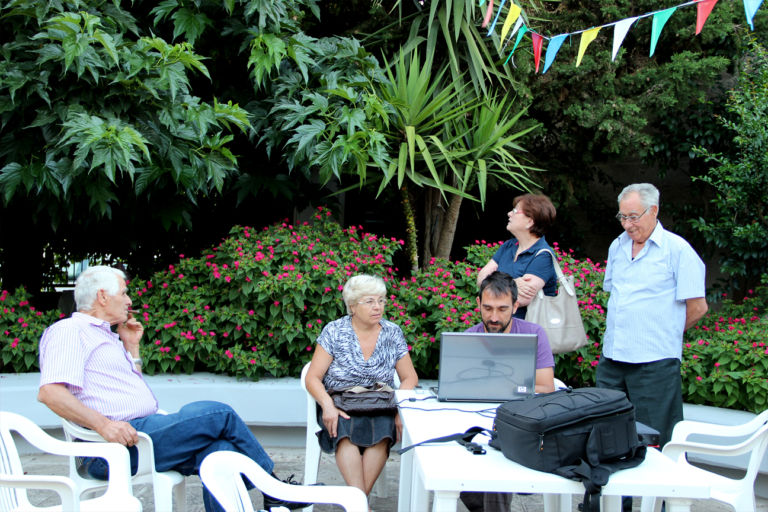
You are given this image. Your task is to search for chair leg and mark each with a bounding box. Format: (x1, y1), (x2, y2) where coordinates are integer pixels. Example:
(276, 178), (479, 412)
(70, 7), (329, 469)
(302, 441), (322, 512)
(639, 496), (662, 512)
(173, 479), (187, 512)
(154, 480), (174, 512)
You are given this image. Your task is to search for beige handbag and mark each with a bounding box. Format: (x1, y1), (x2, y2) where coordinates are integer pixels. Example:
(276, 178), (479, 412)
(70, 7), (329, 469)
(525, 249), (588, 354)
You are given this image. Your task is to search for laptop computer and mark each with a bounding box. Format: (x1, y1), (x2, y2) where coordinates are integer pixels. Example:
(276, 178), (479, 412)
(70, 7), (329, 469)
(436, 331), (538, 402)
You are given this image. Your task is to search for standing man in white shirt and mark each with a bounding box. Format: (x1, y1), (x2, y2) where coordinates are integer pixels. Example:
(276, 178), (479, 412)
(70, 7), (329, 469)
(598, 183), (708, 449)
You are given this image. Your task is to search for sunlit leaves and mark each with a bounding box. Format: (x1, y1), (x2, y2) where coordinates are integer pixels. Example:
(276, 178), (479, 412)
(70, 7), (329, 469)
(0, 0), (249, 230)
(59, 113), (150, 182)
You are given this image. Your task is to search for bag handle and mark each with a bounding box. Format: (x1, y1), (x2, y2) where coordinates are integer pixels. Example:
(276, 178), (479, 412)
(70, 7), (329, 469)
(397, 426), (492, 455)
(532, 248), (576, 297)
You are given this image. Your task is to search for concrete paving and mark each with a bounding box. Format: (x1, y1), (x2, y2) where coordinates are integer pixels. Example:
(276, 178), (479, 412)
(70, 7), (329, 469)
(18, 446), (768, 511)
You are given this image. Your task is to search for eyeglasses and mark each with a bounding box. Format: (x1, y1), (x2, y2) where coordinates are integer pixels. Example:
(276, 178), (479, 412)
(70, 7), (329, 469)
(615, 207), (650, 223)
(358, 298), (387, 307)
(511, 207), (525, 215)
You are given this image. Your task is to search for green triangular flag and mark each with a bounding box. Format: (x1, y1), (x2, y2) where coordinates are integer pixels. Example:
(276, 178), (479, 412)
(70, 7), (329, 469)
(650, 7), (677, 57)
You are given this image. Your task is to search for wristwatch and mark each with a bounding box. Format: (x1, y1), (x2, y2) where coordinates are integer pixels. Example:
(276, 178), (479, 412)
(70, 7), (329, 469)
(132, 357), (143, 366)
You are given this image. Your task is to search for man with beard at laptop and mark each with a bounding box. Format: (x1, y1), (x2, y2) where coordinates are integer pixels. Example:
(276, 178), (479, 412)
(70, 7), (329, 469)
(461, 270), (555, 512)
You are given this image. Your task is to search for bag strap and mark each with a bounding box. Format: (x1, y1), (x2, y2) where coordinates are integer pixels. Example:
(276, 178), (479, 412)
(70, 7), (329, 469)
(397, 426), (492, 455)
(532, 248), (576, 297)
(554, 445), (647, 512)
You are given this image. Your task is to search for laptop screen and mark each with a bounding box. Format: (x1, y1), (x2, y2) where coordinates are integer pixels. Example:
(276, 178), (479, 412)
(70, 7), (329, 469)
(437, 331), (538, 402)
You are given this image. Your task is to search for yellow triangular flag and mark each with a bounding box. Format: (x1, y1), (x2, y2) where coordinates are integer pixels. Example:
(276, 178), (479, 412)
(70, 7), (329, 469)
(576, 27), (601, 67)
(500, 4), (523, 48)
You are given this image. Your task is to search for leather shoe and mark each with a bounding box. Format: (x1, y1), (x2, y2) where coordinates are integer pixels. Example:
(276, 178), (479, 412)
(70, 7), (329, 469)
(263, 474), (312, 510)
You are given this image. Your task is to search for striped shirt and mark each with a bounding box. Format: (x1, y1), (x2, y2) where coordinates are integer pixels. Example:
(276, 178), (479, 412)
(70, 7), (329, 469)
(602, 222), (706, 363)
(39, 312), (158, 421)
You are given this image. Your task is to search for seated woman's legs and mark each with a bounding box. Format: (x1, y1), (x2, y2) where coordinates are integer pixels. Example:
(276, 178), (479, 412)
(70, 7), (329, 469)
(335, 438), (389, 495)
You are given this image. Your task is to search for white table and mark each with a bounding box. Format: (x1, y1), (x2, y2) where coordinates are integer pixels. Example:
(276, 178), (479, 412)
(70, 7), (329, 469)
(396, 389), (715, 512)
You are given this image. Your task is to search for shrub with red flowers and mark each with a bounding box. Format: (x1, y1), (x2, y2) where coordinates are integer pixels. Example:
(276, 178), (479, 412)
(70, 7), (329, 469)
(2, 212), (767, 413)
(0, 288), (63, 372)
(127, 206), (403, 378)
(681, 286), (768, 413)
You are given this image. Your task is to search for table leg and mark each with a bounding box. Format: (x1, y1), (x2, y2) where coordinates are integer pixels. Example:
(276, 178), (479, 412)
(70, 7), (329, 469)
(602, 495), (623, 512)
(409, 462), (429, 512)
(664, 498), (693, 512)
(543, 493), (571, 512)
(397, 431), (414, 512)
(431, 490), (461, 512)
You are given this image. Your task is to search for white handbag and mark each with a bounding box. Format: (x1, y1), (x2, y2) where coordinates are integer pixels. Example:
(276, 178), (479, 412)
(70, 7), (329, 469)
(524, 249), (588, 354)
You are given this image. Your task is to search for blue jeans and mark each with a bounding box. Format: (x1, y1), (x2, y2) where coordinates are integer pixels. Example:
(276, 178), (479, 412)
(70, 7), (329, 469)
(83, 401), (273, 512)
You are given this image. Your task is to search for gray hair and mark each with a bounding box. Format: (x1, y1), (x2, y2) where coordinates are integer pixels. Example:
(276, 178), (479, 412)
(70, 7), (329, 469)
(618, 183), (660, 209)
(74, 266), (126, 312)
(342, 274), (387, 315)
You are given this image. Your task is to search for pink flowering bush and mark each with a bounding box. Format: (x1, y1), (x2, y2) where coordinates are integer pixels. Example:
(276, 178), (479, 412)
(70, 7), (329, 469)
(2, 211), (767, 412)
(128, 207), (403, 378)
(0, 288), (62, 372)
(681, 288), (768, 413)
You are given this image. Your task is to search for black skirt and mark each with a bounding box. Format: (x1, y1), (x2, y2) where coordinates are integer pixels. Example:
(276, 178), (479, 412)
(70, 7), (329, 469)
(316, 405), (397, 454)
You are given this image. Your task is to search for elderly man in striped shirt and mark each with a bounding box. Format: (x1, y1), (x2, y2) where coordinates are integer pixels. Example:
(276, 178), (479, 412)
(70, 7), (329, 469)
(597, 183), (709, 448)
(38, 265), (308, 512)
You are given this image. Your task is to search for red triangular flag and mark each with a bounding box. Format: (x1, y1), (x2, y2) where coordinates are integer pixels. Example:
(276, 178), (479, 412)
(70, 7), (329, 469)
(532, 33), (543, 73)
(696, 0), (719, 35)
(482, 0), (495, 28)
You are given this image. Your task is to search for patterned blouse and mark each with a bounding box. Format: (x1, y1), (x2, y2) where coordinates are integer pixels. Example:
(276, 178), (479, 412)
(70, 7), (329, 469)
(317, 315), (409, 390)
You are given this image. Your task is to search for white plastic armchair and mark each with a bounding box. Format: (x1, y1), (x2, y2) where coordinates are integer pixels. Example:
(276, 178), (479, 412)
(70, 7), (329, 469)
(300, 362), (398, 511)
(200, 450), (369, 512)
(0, 411), (141, 512)
(61, 414), (185, 511)
(640, 409), (768, 512)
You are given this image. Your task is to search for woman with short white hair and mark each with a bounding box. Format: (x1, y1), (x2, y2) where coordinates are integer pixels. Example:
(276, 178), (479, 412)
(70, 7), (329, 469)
(305, 274), (418, 499)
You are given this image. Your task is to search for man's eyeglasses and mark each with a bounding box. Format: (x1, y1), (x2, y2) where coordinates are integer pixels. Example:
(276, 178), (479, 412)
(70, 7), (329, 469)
(358, 298), (387, 307)
(615, 207), (650, 223)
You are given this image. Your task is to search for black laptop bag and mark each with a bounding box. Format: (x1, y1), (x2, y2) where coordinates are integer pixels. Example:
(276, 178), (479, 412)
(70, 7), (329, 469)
(492, 387), (646, 512)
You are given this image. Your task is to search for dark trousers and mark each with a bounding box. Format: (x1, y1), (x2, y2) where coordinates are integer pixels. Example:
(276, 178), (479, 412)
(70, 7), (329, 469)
(595, 357), (683, 448)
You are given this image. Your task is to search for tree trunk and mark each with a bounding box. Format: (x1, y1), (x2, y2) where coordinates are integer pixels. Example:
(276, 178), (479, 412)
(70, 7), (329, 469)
(422, 188), (443, 265)
(434, 192), (463, 260)
(399, 185), (420, 273)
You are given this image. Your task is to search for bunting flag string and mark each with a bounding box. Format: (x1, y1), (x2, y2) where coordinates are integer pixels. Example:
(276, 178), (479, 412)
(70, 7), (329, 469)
(483, 0), (765, 74)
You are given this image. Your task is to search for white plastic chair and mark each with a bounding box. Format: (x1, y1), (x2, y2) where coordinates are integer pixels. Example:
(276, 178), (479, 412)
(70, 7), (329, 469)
(61, 415), (185, 511)
(640, 409), (768, 512)
(300, 362), (398, 510)
(200, 450), (369, 512)
(0, 411), (141, 512)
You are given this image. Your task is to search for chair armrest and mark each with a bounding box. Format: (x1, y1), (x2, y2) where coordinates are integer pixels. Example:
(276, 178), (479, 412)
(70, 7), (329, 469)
(663, 424), (768, 462)
(62, 417), (158, 477)
(0, 474), (78, 510)
(670, 412), (768, 443)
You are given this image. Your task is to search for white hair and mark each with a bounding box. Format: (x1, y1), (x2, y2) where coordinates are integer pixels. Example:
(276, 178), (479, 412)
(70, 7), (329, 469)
(618, 183), (660, 209)
(342, 274), (387, 315)
(74, 266), (125, 311)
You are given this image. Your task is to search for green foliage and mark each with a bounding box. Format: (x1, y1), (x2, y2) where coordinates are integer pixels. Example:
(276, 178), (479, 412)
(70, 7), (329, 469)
(0, 0), (251, 263)
(682, 289), (768, 412)
(0, 289), (62, 373)
(127, 207), (402, 378)
(691, 38), (768, 290)
(2, 216), (767, 412)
